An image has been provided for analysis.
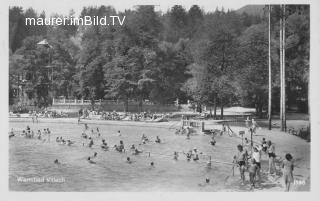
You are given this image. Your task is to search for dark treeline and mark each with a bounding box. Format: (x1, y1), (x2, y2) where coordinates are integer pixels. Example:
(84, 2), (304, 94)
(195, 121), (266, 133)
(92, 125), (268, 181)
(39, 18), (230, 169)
(9, 5), (309, 116)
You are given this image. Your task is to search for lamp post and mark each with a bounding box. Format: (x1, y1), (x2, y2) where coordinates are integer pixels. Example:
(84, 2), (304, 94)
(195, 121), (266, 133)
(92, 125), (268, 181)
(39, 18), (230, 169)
(37, 39), (54, 104)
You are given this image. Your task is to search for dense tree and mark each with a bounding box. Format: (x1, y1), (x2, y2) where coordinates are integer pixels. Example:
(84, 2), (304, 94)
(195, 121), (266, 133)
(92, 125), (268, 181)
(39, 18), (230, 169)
(8, 5), (309, 116)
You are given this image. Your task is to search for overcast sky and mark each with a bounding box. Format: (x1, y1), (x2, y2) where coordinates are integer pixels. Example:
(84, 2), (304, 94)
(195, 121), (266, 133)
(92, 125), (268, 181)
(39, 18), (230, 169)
(8, 0), (253, 16)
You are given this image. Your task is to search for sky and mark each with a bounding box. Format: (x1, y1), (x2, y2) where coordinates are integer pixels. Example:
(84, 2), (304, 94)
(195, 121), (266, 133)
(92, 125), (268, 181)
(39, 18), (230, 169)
(8, 0), (252, 16)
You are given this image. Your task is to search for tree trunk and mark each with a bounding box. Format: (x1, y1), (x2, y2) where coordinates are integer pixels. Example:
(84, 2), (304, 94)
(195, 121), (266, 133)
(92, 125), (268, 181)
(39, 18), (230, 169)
(123, 97), (128, 113)
(282, 5), (287, 131)
(279, 8), (284, 131)
(213, 97), (217, 119)
(138, 96), (143, 113)
(220, 105), (224, 119)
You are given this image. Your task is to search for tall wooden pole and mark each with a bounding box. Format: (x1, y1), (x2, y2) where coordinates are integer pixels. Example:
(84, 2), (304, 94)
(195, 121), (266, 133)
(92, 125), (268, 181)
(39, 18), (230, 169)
(282, 5), (287, 131)
(279, 5), (283, 131)
(268, 4), (272, 130)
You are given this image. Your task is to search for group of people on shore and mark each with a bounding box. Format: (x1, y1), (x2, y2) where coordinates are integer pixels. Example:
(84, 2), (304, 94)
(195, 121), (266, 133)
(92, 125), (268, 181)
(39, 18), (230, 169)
(234, 136), (294, 191)
(78, 109), (167, 122)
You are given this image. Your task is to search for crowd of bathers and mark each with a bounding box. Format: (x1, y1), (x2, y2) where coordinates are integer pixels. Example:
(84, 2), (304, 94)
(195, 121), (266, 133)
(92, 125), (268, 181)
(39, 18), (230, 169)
(233, 136), (294, 191)
(9, 123), (296, 192)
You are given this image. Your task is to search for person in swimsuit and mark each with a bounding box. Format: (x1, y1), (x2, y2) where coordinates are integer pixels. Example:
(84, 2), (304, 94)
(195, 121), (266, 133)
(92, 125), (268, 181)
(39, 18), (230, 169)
(282, 153), (294, 191)
(249, 158), (258, 189)
(252, 145), (262, 183)
(267, 140), (276, 174)
(236, 144), (247, 184)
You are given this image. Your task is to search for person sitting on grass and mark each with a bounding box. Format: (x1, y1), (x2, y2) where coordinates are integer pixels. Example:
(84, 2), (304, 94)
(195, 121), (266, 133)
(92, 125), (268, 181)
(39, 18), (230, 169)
(282, 153), (294, 192)
(155, 136), (161, 143)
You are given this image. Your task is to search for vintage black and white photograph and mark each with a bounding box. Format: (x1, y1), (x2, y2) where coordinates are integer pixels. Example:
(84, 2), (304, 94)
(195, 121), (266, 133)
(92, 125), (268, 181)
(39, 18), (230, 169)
(7, 0), (312, 192)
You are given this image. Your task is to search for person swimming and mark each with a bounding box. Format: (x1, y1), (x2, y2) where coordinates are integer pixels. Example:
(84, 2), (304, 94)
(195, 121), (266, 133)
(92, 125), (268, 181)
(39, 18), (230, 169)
(210, 136), (216, 146)
(126, 157), (132, 164)
(37, 130), (42, 140)
(155, 136), (161, 143)
(150, 161), (154, 167)
(193, 154), (199, 161)
(205, 178), (210, 184)
(134, 148), (143, 155)
(96, 127), (101, 137)
(87, 157), (96, 164)
(173, 151), (179, 160)
(101, 139), (108, 150)
(54, 159), (60, 164)
(82, 132), (88, 139)
(67, 140), (74, 146)
(207, 160), (212, 168)
(84, 123), (89, 130)
(88, 139), (94, 148)
(186, 152), (192, 161)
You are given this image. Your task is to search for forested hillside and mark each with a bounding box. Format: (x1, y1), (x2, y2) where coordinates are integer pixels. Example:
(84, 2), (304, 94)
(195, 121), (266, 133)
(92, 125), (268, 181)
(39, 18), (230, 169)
(9, 5), (309, 115)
